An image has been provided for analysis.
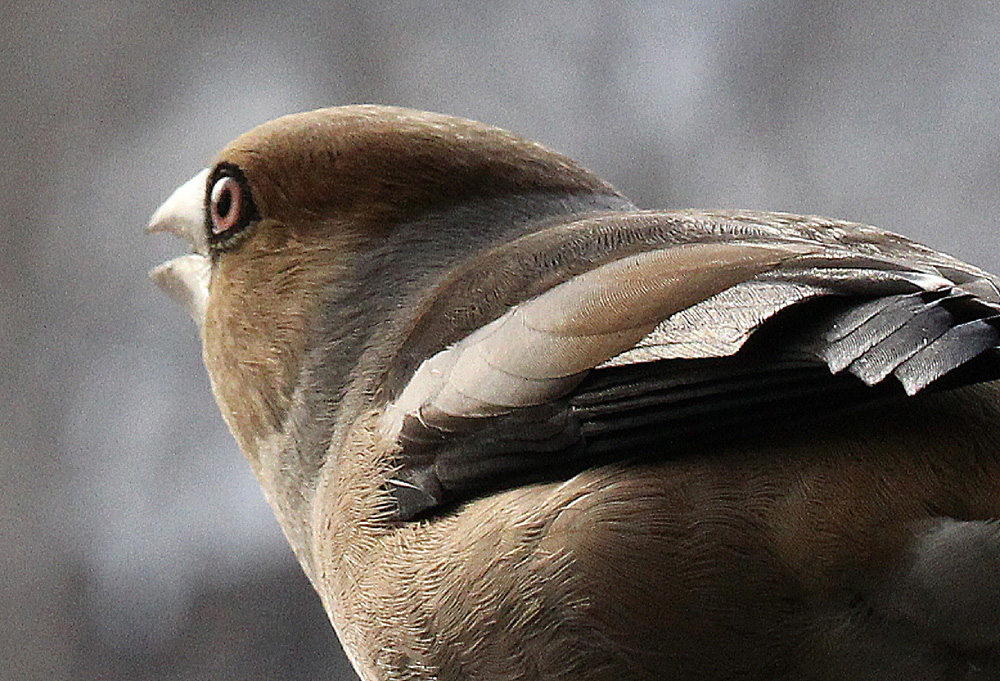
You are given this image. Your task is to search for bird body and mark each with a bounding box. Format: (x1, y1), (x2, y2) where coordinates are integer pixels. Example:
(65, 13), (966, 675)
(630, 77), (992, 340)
(150, 106), (1000, 680)
(314, 382), (1000, 681)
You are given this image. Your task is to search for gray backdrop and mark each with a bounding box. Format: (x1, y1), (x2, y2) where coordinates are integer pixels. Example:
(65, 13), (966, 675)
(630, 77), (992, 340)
(6, 2), (1000, 679)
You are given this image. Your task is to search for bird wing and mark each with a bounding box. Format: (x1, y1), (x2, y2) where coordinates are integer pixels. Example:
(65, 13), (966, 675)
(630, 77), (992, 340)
(380, 210), (1000, 519)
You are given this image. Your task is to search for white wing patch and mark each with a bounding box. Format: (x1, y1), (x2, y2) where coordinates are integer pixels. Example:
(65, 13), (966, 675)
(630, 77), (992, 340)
(380, 242), (814, 443)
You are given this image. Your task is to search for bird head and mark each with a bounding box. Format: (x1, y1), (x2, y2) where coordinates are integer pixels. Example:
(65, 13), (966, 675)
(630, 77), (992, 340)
(151, 106), (622, 455)
(148, 105), (630, 558)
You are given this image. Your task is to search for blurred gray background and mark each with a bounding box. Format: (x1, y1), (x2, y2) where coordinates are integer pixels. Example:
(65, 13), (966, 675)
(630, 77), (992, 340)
(5, 1), (1000, 679)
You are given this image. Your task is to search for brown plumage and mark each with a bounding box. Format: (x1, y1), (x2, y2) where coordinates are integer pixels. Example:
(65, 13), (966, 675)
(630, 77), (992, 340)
(150, 105), (1000, 680)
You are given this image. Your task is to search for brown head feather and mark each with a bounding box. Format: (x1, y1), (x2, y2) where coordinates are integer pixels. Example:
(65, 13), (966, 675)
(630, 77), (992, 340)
(202, 105), (621, 461)
(215, 105), (620, 231)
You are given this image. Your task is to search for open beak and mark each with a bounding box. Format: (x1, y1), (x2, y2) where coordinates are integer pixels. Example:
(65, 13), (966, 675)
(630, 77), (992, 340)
(147, 169), (212, 326)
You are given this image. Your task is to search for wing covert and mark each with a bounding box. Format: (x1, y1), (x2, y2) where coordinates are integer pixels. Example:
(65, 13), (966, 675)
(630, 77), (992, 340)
(380, 210), (1000, 519)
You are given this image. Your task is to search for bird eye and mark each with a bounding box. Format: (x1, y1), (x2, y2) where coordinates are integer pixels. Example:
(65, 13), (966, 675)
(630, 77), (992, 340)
(210, 176), (243, 235)
(206, 165), (258, 248)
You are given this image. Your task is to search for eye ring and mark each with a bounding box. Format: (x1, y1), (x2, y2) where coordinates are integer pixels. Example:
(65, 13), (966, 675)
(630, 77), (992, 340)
(206, 164), (258, 248)
(210, 176), (243, 234)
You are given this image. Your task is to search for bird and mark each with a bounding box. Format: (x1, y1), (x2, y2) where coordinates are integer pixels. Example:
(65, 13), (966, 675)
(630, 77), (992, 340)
(149, 105), (1000, 681)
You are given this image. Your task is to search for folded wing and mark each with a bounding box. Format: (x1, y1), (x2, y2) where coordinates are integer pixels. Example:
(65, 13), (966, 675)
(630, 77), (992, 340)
(380, 210), (1000, 519)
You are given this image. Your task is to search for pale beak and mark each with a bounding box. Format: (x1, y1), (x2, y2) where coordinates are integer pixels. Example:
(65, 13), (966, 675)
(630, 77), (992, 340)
(147, 168), (212, 325)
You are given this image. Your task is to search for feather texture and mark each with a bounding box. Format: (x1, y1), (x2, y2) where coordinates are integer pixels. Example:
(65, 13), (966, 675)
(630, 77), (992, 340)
(382, 211), (1000, 518)
(148, 106), (1000, 681)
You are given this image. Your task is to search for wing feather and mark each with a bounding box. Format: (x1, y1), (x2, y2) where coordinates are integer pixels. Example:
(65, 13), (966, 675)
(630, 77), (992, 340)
(379, 211), (1000, 518)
